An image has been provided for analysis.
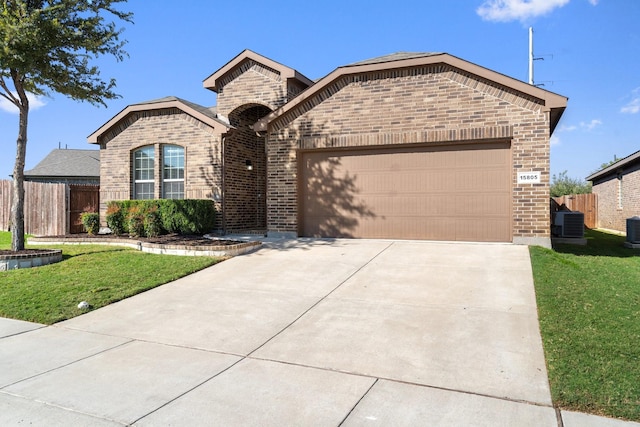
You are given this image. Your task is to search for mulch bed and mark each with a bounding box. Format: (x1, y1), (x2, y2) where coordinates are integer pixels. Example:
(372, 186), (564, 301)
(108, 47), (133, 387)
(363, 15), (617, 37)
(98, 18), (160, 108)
(0, 249), (55, 256)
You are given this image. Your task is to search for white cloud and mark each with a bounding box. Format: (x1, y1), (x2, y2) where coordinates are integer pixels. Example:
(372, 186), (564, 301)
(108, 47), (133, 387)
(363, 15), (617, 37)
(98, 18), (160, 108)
(580, 119), (602, 130)
(550, 134), (561, 146)
(555, 119), (601, 133)
(0, 92), (47, 114)
(621, 88), (640, 114)
(477, 0), (571, 22)
(558, 124), (577, 132)
(587, 0), (599, 5)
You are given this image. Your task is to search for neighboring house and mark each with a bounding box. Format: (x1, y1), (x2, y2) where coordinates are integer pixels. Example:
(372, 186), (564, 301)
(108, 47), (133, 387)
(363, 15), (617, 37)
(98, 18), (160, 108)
(586, 149), (640, 233)
(88, 49), (567, 246)
(24, 148), (100, 185)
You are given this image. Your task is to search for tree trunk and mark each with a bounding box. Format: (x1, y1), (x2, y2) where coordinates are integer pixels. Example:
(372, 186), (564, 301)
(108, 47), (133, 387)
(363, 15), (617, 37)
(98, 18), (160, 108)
(10, 72), (29, 252)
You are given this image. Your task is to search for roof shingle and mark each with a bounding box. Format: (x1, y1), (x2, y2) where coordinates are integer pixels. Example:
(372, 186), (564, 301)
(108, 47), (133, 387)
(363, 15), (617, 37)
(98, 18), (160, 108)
(25, 149), (100, 178)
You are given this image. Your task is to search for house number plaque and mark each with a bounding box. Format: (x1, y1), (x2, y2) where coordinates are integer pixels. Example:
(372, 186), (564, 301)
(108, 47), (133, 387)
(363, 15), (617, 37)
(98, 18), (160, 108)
(517, 171), (541, 184)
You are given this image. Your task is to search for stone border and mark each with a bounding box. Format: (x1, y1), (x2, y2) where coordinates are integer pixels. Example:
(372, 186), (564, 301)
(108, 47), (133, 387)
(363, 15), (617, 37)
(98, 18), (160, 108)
(27, 236), (262, 257)
(0, 249), (63, 271)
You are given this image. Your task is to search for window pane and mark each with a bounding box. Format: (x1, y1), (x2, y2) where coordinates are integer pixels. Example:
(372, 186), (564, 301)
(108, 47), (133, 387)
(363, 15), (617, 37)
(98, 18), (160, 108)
(133, 147), (155, 199)
(163, 181), (184, 199)
(135, 182), (154, 199)
(162, 145), (184, 199)
(134, 147), (154, 181)
(163, 145), (184, 180)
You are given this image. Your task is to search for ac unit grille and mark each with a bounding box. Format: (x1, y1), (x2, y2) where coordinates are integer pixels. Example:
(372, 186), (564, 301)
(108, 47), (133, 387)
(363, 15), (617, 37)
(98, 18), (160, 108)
(627, 217), (640, 243)
(555, 212), (584, 238)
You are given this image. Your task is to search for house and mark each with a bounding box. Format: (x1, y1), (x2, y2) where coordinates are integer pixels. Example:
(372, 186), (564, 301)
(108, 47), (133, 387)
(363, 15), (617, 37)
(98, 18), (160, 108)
(88, 49), (567, 247)
(586, 149), (640, 233)
(24, 148), (100, 185)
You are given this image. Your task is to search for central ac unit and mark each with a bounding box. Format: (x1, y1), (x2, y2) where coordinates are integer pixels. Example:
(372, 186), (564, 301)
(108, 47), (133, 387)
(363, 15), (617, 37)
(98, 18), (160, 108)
(555, 211), (584, 238)
(627, 217), (640, 244)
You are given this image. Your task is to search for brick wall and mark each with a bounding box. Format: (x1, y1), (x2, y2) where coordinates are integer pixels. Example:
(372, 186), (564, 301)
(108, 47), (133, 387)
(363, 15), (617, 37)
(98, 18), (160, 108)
(99, 109), (224, 228)
(223, 105), (269, 231)
(592, 163), (640, 232)
(265, 65), (551, 240)
(216, 60), (289, 117)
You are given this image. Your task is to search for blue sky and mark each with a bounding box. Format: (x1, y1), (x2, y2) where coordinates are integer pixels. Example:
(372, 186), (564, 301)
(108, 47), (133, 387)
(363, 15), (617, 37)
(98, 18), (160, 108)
(1, 0), (638, 182)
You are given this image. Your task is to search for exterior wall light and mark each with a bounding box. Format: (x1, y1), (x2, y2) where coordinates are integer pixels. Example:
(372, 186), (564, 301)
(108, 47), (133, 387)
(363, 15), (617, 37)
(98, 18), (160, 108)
(245, 160), (253, 171)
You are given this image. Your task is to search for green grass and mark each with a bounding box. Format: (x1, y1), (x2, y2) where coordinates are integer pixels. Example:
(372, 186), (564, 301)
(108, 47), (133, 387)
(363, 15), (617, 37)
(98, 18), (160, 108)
(0, 232), (221, 324)
(530, 229), (640, 421)
(0, 231), (11, 247)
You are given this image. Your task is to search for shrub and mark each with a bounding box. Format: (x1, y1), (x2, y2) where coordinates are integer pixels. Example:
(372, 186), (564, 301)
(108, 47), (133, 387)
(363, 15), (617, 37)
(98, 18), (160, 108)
(127, 205), (144, 237)
(106, 203), (126, 235)
(81, 212), (100, 235)
(143, 206), (162, 238)
(106, 199), (216, 236)
(158, 199), (216, 234)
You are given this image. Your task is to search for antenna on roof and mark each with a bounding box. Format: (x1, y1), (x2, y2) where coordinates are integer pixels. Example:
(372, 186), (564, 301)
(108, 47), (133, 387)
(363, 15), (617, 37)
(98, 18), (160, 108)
(529, 27), (546, 86)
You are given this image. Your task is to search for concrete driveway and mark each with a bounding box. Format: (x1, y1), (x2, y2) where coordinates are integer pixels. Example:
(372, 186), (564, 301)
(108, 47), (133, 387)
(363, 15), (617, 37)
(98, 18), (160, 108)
(0, 239), (583, 425)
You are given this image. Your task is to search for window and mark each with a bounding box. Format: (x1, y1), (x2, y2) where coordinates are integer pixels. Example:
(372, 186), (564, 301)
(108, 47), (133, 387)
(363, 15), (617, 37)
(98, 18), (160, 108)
(133, 146), (154, 199)
(617, 174), (623, 209)
(162, 145), (184, 199)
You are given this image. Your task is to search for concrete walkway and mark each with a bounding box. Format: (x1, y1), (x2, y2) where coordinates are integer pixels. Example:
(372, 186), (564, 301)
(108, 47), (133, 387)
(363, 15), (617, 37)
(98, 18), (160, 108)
(0, 239), (638, 426)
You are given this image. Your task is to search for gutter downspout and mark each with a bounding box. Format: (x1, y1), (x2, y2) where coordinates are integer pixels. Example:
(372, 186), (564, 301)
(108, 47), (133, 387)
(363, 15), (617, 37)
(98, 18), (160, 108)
(222, 135), (227, 235)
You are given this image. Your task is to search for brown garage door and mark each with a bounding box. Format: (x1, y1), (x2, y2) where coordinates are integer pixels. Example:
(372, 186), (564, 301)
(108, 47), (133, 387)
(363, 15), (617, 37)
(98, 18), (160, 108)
(300, 142), (512, 242)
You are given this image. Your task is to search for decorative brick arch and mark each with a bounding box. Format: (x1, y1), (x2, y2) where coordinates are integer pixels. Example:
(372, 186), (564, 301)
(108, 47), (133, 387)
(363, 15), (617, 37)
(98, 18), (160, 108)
(222, 103), (272, 232)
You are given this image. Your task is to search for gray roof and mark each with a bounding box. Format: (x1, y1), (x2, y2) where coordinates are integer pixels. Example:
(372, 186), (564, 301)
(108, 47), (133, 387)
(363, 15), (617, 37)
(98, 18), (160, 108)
(130, 96), (222, 124)
(586, 149), (640, 181)
(347, 52), (442, 67)
(25, 149), (100, 178)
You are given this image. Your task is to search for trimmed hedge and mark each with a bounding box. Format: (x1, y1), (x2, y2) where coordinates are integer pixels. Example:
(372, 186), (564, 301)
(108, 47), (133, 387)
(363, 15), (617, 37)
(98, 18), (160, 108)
(105, 199), (216, 237)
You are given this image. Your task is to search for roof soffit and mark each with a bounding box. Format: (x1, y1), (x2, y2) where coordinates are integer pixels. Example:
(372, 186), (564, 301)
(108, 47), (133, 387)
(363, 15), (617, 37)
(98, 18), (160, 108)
(254, 53), (568, 132)
(203, 49), (313, 93)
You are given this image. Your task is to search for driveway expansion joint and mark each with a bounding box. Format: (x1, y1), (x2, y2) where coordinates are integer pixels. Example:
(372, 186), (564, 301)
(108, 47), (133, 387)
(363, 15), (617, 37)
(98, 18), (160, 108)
(244, 241), (395, 358)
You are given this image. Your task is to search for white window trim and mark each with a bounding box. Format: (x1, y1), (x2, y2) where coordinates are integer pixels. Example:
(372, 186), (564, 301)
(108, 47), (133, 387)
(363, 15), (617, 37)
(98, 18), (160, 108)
(617, 175), (623, 210)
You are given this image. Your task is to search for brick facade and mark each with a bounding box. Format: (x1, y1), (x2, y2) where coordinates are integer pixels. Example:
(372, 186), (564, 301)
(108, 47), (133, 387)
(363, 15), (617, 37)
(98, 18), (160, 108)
(591, 162), (640, 232)
(216, 60), (296, 117)
(265, 65), (551, 243)
(223, 105), (269, 232)
(98, 109), (224, 227)
(91, 50), (565, 244)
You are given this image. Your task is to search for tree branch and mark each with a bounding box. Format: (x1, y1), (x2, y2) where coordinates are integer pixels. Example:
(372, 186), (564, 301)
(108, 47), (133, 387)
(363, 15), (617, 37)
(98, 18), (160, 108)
(0, 76), (22, 108)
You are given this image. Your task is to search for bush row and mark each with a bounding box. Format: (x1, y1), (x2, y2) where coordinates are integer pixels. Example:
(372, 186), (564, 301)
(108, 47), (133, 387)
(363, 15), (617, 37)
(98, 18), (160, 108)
(105, 200), (216, 237)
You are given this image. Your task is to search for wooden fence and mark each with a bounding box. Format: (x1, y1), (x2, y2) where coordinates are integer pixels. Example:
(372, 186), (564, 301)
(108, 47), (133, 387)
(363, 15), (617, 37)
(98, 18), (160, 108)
(551, 193), (597, 229)
(0, 180), (99, 236)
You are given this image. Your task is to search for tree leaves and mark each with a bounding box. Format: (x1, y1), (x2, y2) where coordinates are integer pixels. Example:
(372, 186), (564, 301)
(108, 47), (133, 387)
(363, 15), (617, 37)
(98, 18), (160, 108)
(551, 170), (592, 197)
(0, 0), (132, 250)
(0, 0), (132, 106)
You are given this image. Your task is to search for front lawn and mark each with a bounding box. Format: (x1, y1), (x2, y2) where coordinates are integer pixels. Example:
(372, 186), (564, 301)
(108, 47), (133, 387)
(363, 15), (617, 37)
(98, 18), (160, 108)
(0, 232), (221, 324)
(530, 229), (640, 421)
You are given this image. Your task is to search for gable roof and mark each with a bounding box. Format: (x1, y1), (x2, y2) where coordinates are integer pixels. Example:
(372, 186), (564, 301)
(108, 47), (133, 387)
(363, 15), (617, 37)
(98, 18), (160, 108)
(203, 49), (314, 93)
(348, 52), (442, 66)
(25, 149), (100, 178)
(254, 52), (568, 134)
(87, 96), (230, 144)
(586, 149), (640, 182)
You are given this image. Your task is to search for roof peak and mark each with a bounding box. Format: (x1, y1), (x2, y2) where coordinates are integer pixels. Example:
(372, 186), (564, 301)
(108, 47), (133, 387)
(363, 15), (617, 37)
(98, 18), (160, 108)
(347, 52), (443, 67)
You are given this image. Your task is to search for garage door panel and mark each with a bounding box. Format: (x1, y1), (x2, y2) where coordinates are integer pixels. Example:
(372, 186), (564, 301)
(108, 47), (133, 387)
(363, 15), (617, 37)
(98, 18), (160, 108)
(300, 143), (511, 242)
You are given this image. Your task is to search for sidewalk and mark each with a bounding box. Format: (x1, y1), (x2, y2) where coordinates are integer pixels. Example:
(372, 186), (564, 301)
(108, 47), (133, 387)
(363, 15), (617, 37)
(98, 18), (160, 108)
(1, 239), (638, 426)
